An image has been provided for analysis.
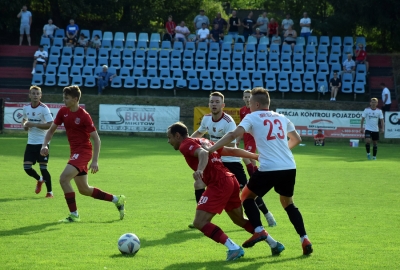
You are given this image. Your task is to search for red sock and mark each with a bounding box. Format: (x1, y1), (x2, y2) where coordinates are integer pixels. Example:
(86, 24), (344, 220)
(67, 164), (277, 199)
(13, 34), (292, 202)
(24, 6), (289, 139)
(65, 192), (77, 212)
(91, 188), (113, 202)
(254, 165), (258, 172)
(246, 163), (254, 176)
(200, 222), (229, 245)
(242, 220), (255, 234)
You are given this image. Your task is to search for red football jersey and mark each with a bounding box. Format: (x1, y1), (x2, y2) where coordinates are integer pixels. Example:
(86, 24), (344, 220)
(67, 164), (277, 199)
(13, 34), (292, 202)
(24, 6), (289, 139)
(179, 137), (233, 186)
(314, 134), (325, 139)
(54, 107), (96, 152)
(239, 106), (255, 143)
(356, 50), (367, 61)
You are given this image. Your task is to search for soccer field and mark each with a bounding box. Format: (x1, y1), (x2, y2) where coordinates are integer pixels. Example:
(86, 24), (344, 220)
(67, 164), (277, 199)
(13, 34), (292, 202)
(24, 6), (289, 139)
(0, 134), (399, 270)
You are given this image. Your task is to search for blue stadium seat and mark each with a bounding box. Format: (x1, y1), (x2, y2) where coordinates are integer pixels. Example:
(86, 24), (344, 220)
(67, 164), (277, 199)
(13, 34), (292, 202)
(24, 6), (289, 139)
(110, 48), (121, 59)
(259, 36), (269, 46)
(221, 43), (232, 53)
(112, 31), (124, 42)
(318, 45), (328, 56)
(197, 42), (208, 53)
(342, 73), (353, 84)
(73, 47), (84, 58)
(133, 68), (144, 78)
(278, 72), (289, 83)
(146, 69), (158, 79)
(183, 60), (193, 71)
(55, 29), (65, 38)
(228, 80), (239, 91)
(226, 71), (236, 81)
(134, 59), (145, 69)
(124, 77), (135, 88)
(265, 72), (276, 82)
(306, 63), (317, 74)
(278, 81), (290, 92)
(268, 53), (279, 64)
(329, 54), (340, 65)
(211, 71), (224, 82)
(82, 66), (93, 77)
(320, 36), (330, 46)
(84, 76), (96, 87)
(240, 80), (252, 91)
(232, 62), (243, 72)
(343, 46), (353, 56)
(161, 41), (171, 50)
(292, 81), (303, 93)
(102, 40), (112, 50)
(119, 67), (131, 78)
(189, 79), (200, 90)
(280, 53), (291, 64)
(233, 43), (244, 54)
(33, 65), (44, 76)
(303, 73), (314, 83)
(58, 75), (70, 87)
(269, 44), (280, 55)
(60, 56), (71, 67)
(316, 72), (327, 84)
(293, 54), (303, 64)
(244, 52), (255, 63)
(92, 30), (103, 40)
(220, 61), (231, 72)
(171, 50), (181, 61)
(173, 41), (183, 52)
(269, 63), (280, 73)
(305, 45), (316, 56)
(195, 60), (206, 71)
(97, 57), (108, 67)
(122, 59), (134, 69)
(176, 79), (187, 88)
(307, 36), (318, 46)
(149, 41), (159, 51)
(354, 82), (365, 94)
(316, 54), (327, 65)
(122, 49), (133, 60)
(331, 36), (342, 47)
(201, 79), (213, 91)
(341, 82), (353, 93)
(57, 66), (69, 76)
(139, 33), (149, 42)
(200, 70), (211, 80)
(355, 73), (366, 84)
(257, 44), (268, 54)
(113, 40), (124, 50)
(159, 50), (170, 60)
(111, 77), (122, 88)
(149, 78), (161, 89)
(126, 32), (137, 43)
(239, 72), (250, 81)
(185, 42), (196, 52)
(293, 63), (304, 73)
(183, 50), (194, 61)
(290, 72), (301, 83)
(150, 33), (160, 43)
(171, 59), (181, 70)
(71, 76), (83, 86)
(281, 44), (292, 55)
(163, 78), (174, 89)
(235, 35), (245, 44)
(215, 79), (226, 91)
(209, 42), (220, 53)
(256, 53), (266, 63)
(330, 46), (341, 56)
(293, 45), (304, 55)
(257, 62), (268, 73)
(296, 37), (305, 46)
(246, 44), (256, 54)
(159, 60), (169, 70)
(266, 81), (277, 91)
(304, 82), (316, 92)
(208, 51), (219, 62)
(62, 47), (73, 57)
(86, 48), (96, 58)
(49, 47), (61, 58)
(98, 48), (109, 59)
(147, 59), (157, 70)
(125, 40), (136, 50)
(343, 36), (353, 47)
(45, 75), (56, 86)
(318, 63), (329, 75)
(245, 62), (256, 72)
(223, 35), (233, 44)
(172, 69), (183, 80)
(281, 63), (292, 73)
(247, 36), (257, 45)
(31, 74), (43, 85)
(195, 51), (206, 61)
(137, 41), (148, 50)
(53, 38), (63, 48)
(252, 71), (263, 82)
(186, 70), (197, 80)
(40, 37), (50, 48)
(137, 78), (149, 89)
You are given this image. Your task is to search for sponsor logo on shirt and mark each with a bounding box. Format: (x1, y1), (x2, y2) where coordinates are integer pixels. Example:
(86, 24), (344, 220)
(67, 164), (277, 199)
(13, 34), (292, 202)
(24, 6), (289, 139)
(189, 145), (194, 150)
(213, 127), (216, 132)
(64, 114), (68, 117)
(75, 118), (80, 124)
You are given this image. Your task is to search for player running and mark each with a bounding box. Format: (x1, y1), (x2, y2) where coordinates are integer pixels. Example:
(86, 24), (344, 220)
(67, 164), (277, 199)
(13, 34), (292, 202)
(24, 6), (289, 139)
(191, 92), (276, 227)
(40, 85), (125, 222)
(22, 85), (53, 197)
(238, 90), (258, 176)
(167, 122), (284, 261)
(360, 98), (384, 160)
(208, 87), (313, 256)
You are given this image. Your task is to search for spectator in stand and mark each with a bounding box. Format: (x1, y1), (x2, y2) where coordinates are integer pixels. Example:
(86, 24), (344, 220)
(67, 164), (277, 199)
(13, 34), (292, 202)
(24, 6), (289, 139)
(64, 19), (79, 46)
(213, 12), (227, 33)
(196, 23), (210, 46)
(355, 43), (369, 73)
(77, 33), (89, 51)
(341, 54), (356, 80)
(42, 19), (58, 41)
(165, 15), (176, 40)
(31, 45), (48, 74)
(227, 10), (241, 38)
(175, 21), (190, 45)
(252, 28), (265, 43)
(314, 130), (325, 146)
(300, 12), (311, 39)
(329, 72), (341, 101)
(89, 35), (101, 50)
(242, 11), (255, 41)
(256, 11), (269, 36)
(268, 18), (279, 43)
(283, 25), (297, 49)
(17, 5), (32, 46)
(271, 34), (282, 45)
(281, 14), (294, 37)
(381, 83), (392, 116)
(210, 23), (224, 45)
(193, 10), (209, 34)
(97, 65), (117, 95)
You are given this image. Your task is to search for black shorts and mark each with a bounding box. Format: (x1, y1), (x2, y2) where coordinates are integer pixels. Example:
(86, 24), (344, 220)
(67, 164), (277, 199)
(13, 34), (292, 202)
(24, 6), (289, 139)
(24, 144), (49, 164)
(247, 169), (296, 197)
(36, 61), (46, 65)
(284, 40), (296, 45)
(223, 162), (248, 188)
(365, 130), (379, 141)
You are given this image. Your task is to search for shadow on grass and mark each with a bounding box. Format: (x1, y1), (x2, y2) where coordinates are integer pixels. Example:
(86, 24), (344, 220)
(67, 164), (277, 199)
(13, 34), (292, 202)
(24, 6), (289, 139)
(140, 229), (204, 248)
(0, 197), (43, 203)
(267, 254), (312, 264)
(163, 258), (264, 270)
(0, 222), (60, 237)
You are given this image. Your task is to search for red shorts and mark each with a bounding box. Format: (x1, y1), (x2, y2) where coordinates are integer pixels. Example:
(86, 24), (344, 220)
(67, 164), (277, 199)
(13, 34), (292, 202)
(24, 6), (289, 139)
(244, 139), (256, 153)
(67, 151), (92, 174)
(197, 175), (241, 214)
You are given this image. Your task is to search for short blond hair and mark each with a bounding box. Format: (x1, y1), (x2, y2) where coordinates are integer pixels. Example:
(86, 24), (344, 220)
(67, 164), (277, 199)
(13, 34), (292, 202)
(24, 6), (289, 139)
(29, 85), (41, 92)
(243, 89), (251, 95)
(210, 91), (224, 102)
(371, 98), (378, 102)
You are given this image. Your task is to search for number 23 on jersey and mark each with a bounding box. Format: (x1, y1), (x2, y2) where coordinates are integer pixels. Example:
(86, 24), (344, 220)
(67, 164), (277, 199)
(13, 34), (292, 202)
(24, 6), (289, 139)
(264, 119), (285, 140)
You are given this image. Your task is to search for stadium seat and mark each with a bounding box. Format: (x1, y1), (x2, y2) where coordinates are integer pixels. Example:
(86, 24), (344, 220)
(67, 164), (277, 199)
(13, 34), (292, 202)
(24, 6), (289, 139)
(134, 59), (145, 69)
(293, 45), (304, 55)
(124, 77), (135, 88)
(40, 37), (50, 48)
(215, 79), (226, 91)
(137, 78), (149, 89)
(278, 81), (290, 92)
(57, 75), (70, 86)
(71, 75), (83, 86)
(201, 79), (213, 91)
(172, 69), (183, 80)
(316, 72), (327, 84)
(329, 54), (340, 65)
(305, 54), (315, 64)
(196, 51), (206, 61)
(355, 73), (366, 84)
(296, 37), (305, 46)
(82, 66), (93, 77)
(316, 54), (327, 65)
(252, 71), (263, 82)
(149, 78), (161, 89)
(125, 40), (136, 50)
(98, 48), (108, 59)
(176, 79), (187, 88)
(320, 36), (330, 46)
(210, 70), (222, 81)
(247, 36), (257, 45)
(266, 80), (277, 91)
(57, 66), (69, 76)
(31, 74), (43, 85)
(265, 72), (276, 83)
(220, 61), (231, 72)
(171, 50), (181, 61)
(318, 45), (328, 56)
(331, 36), (342, 47)
(61, 47), (72, 57)
(195, 60), (206, 71)
(238, 71), (249, 82)
(307, 36), (318, 46)
(278, 72), (289, 83)
(135, 51), (147, 61)
(159, 60), (169, 70)
(341, 82), (353, 93)
(49, 47), (61, 58)
(119, 67), (131, 78)
(137, 41), (148, 50)
(246, 44), (256, 54)
(150, 33), (160, 43)
(245, 62), (256, 72)
(133, 68), (144, 78)
(354, 82), (365, 94)
(306, 63), (317, 74)
(102, 40), (112, 50)
(244, 52), (255, 63)
(293, 54), (303, 64)
(122, 49), (133, 60)
(146, 69), (157, 79)
(269, 44), (280, 55)
(111, 77), (122, 88)
(163, 78), (174, 89)
(122, 59), (134, 69)
(197, 42), (208, 53)
(293, 63), (304, 73)
(44, 75), (56, 86)
(291, 81), (303, 92)
(235, 35), (245, 44)
(97, 57), (108, 67)
(200, 70), (211, 80)
(303, 73), (314, 83)
(304, 82), (316, 92)
(290, 72), (301, 83)
(228, 80), (239, 91)
(281, 63), (292, 73)
(159, 50), (170, 60)
(185, 42), (196, 52)
(330, 46), (341, 56)
(103, 31), (113, 41)
(114, 32), (124, 41)
(113, 40), (124, 50)
(223, 35), (233, 44)
(126, 32), (137, 43)
(111, 48), (121, 59)
(183, 60), (194, 71)
(232, 62), (243, 72)
(149, 41), (159, 51)
(139, 33), (149, 42)
(55, 29), (65, 38)
(318, 63), (329, 75)
(221, 43), (232, 53)
(342, 73), (353, 84)
(233, 43), (244, 54)
(209, 42), (220, 53)
(85, 47), (95, 58)
(240, 80), (252, 91)
(189, 79), (200, 90)
(72, 47), (84, 58)
(226, 71), (236, 81)
(208, 51), (219, 62)
(92, 30), (103, 40)
(256, 53), (267, 63)
(305, 45), (316, 56)
(183, 50), (194, 61)
(173, 41), (183, 52)
(268, 53), (279, 64)
(281, 44), (292, 55)
(84, 76), (96, 87)
(33, 64), (44, 76)
(60, 56), (71, 67)
(343, 46), (353, 56)
(280, 53), (291, 64)
(52, 38), (63, 48)
(257, 44), (268, 54)
(257, 62), (268, 73)
(186, 70), (197, 80)
(259, 36), (269, 46)
(343, 36), (354, 47)
(171, 59), (181, 70)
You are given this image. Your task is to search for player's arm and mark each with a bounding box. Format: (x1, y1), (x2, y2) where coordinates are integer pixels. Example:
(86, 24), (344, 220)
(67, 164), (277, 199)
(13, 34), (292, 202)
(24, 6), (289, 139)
(380, 118), (384, 133)
(208, 126), (245, 153)
(287, 130), (302, 150)
(220, 147), (258, 160)
(190, 130), (205, 138)
(89, 131), (101, 173)
(40, 123), (58, 156)
(23, 121), (53, 130)
(360, 117), (365, 133)
(192, 148), (208, 185)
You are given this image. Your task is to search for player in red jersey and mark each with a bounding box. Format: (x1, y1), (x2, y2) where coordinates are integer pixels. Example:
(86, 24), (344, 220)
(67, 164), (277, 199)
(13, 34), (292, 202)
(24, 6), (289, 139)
(167, 122), (283, 261)
(40, 86), (126, 222)
(238, 90), (258, 175)
(314, 129), (325, 146)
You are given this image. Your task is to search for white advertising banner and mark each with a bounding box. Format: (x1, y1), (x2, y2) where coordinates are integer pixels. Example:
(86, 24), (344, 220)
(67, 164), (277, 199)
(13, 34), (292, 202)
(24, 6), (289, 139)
(99, 105), (180, 133)
(4, 102), (85, 130)
(276, 108), (364, 138)
(384, 112), (400, 138)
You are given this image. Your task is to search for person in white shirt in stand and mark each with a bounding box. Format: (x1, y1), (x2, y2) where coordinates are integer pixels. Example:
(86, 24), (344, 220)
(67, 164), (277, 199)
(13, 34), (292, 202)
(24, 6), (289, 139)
(207, 87), (313, 256)
(42, 19), (59, 41)
(31, 45), (48, 74)
(22, 86), (54, 198)
(299, 12), (311, 39)
(360, 98), (384, 160)
(196, 23), (210, 46)
(341, 54), (356, 80)
(281, 14), (294, 37)
(175, 21), (190, 45)
(380, 83), (392, 117)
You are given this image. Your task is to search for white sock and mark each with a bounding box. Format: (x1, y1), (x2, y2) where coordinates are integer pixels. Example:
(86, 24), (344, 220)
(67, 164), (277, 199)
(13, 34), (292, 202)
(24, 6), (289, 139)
(265, 212), (273, 218)
(301, 235), (309, 243)
(71, 211), (79, 217)
(47, 191), (53, 195)
(112, 195), (118, 203)
(265, 235), (277, 248)
(224, 238), (240, 250)
(39, 176), (44, 182)
(254, 226), (264, 233)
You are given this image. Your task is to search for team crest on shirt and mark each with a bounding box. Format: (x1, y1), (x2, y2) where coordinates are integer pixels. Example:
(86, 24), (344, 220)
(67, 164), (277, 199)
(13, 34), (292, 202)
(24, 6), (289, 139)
(213, 127), (216, 132)
(75, 118), (80, 124)
(32, 112), (35, 116)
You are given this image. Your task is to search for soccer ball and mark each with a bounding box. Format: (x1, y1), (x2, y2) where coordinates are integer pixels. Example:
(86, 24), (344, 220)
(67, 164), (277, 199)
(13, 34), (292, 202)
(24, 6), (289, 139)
(118, 233), (140, 255)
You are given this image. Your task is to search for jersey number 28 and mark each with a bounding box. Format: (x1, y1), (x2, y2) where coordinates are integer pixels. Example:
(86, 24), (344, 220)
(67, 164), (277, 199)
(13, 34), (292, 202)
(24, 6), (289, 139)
(264, 119), (285, 140)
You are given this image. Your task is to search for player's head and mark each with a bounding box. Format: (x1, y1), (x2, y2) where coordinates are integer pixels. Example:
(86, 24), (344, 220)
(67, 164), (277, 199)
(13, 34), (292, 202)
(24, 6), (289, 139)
(63, 85), (81, 107)
(243, 90), (251, 107)
(167, 122), (188, 150)
(209, 92), (225, 115)
(29, 85), (42, 102)
(317, 129), (323, 134)
(249, 87), (270, 112)
(370, 97), (378, 109)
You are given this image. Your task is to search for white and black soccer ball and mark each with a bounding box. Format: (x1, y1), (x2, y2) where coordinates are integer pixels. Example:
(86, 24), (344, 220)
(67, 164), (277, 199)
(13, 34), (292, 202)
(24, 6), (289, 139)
(118, 233), (140, 255)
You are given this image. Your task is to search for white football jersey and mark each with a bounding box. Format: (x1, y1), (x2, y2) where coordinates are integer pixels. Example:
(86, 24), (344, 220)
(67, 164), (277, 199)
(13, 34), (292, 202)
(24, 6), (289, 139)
(23, 102), (53, 144)
(362, 107), (383, 132)
(239, 110), (296, 171)
(197, 113), (240, 163)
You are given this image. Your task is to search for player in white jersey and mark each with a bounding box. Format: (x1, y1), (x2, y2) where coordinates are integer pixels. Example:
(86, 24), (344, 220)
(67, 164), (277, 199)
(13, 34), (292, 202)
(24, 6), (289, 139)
(22, 86), (54, 197)
(360, 98), (384, 160)
(208, 87), (313, 256)
(190, 92), (276, 228)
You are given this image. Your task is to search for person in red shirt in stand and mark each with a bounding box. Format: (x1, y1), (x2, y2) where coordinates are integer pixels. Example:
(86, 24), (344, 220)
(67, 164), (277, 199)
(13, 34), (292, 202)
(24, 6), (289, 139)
(238, 90), (258, 176)
(40, 85), (126, 223)
(165, 15), (177, 40)
(355, 43), (369, 73)
(167, 122), (284, 261)
(267, 18), (279, 44)
(314, 129), (325, 146)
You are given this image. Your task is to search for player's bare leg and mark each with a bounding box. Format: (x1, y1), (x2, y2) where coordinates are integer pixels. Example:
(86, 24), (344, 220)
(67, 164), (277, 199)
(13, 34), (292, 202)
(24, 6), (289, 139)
(194, 210), (244, 261)
(59, 165), (81, 222)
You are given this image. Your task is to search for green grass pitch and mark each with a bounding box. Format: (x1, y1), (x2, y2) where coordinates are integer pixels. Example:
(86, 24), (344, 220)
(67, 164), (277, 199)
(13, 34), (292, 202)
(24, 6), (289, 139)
(0, 134), (399, 269)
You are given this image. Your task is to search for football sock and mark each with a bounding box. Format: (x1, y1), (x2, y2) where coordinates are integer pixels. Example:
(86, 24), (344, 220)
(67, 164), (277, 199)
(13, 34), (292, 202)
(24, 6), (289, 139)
(265, 234), (278, 248)
(65, 192), (77, 212)
(373, 145), (377, 156)
(242, 220), (255, 234)
(112, 195), (118, 203)
(300, 235), (309, 243)
(365, 143), (370, 154)
(254, 226), (264, 233)
(71, 211), (79, 217)
(40, 164), (52, 193)
(285, 204), (307, 237)
(254, 166), (258, 172)
(255, 197), (268, 214)
(243, 199), (263, 229)
(200, 222), (229, 245)
(23, 164), (41, 180)
(195, 188), (205, 203)
(245, 163), (254, 176)
(224, 238), (240, 250)
(91, 188), (113, 201)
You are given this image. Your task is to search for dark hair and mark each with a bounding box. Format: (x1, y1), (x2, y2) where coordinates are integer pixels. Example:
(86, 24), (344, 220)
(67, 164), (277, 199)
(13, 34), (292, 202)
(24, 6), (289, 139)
(168, 122), (188, 137)
(251, 87), (270, 107)
(210, 91), (224, 102)
(94, 35), (100, 38)
(63, 85), (81, 101)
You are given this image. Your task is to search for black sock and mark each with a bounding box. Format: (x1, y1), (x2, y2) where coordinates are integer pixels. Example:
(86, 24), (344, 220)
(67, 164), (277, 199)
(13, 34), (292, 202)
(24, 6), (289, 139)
(23, 165), (40, 180)
(285, 204), (307, 237)
(255, 197), (268, 215)
(373, 145), (377, 156)
(365, 143), (370, 154)
(243, 199), (262, 229)
(195, 188), (205, 203)
(40, 166), (52, 193)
